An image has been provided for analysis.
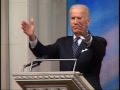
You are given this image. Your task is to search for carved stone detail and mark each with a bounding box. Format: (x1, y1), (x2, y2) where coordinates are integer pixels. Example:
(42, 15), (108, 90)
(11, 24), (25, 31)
(13, 71), (94, 90)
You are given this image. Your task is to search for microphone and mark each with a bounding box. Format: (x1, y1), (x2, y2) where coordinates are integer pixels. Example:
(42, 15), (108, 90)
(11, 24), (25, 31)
(22, 56), (48, 72)
(24, 60), (41, 68)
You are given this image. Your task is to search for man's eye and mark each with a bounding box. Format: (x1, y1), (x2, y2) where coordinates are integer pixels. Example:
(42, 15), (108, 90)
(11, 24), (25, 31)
(77, 17), (82, 20)
(71, 17), (75, 19)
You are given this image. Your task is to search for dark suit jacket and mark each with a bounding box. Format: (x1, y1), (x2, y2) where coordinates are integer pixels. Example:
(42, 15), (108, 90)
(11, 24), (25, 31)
(29, 36), (107, 90)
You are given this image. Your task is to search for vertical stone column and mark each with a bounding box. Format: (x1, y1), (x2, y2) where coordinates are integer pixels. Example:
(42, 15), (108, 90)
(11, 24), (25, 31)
(38, 0), (67, 71)
(8, 0), (67, 89)
(28, 0), (67, 72)
(9, 0), (29, 89)
(1, 0), (9, 89)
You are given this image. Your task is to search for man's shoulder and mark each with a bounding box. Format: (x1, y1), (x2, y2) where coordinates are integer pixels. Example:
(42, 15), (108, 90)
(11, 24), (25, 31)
(93, 36), (107, 45)
(56, 36), (72, 43)
(93, 36), (106, 41)
(58, 36), (72, 40)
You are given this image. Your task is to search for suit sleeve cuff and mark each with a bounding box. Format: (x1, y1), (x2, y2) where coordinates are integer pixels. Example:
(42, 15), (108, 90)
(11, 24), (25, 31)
(84, 34), (93, 47)
(29, 39), (38, 48)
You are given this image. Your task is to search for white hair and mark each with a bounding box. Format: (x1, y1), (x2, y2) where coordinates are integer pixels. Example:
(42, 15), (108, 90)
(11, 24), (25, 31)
(69, 4), (90, 18)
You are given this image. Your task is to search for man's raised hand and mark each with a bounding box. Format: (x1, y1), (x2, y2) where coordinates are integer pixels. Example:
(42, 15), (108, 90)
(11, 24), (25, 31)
(21, 19), (36, 41)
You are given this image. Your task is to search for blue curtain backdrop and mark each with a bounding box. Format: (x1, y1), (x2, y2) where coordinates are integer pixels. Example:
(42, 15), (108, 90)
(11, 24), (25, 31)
(67, 0), (119, 90)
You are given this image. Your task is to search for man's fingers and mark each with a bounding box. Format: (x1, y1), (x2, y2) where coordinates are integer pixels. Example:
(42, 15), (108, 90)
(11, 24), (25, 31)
(30, 18), (34, 25)
(78, 22), (82, 27)
(21, 19), (34, 33)
(22, 21), (28, 25)
(21, 19), (34, 26)
(21, 21), (30, 29)
(21, 26), (26, 31)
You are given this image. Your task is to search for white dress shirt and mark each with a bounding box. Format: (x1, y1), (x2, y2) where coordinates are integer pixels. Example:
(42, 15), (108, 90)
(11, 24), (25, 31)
(73, 35), (92, 47)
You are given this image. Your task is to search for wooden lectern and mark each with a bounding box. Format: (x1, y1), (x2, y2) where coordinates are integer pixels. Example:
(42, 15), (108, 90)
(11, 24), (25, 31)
(13, 59), (94, 90)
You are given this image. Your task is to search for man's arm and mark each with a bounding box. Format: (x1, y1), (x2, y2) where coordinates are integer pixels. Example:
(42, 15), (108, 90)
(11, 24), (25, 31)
(88, 36), (107, 75)
(90, 36), (107, 57)
(82, 31), (107, 56)
(83, 32), (93, 47)
(21, 19), (59, 58)
(29, 39), (59, 58)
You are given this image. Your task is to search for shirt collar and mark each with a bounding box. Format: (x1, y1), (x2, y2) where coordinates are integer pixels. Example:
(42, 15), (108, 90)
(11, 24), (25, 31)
(73, 35), (85, 41)
(73, 35), (84, 46)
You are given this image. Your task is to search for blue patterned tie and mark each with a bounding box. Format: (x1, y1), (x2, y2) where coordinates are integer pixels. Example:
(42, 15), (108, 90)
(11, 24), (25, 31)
(72, 37), (80, 57)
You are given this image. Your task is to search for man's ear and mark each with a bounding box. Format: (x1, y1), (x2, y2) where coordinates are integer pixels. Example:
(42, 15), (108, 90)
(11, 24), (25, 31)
(87, 19), (90, 26)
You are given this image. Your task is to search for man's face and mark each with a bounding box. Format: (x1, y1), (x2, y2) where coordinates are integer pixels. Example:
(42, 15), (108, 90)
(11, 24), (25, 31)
(70, 8), (90, 36)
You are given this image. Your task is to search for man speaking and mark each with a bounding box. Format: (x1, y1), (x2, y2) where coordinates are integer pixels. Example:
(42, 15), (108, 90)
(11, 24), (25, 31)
(21, 4), (107, 90)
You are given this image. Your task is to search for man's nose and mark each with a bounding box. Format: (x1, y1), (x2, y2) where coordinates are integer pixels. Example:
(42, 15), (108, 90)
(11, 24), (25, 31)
(74, 18), (78, 24)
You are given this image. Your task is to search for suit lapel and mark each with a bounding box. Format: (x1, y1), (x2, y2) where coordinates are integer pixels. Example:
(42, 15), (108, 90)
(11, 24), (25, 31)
(67, 37), (73, 57)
